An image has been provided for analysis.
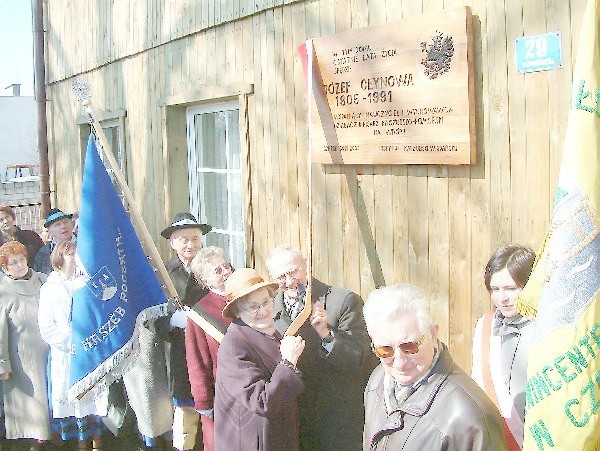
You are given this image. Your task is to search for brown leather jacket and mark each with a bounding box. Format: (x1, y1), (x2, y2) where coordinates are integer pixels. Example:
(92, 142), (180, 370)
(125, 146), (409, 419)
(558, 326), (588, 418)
(364, 343), (508, 451)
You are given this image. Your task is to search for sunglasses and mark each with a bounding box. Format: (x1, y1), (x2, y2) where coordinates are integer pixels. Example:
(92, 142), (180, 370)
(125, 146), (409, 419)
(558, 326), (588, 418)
(371, 335), (426, 358)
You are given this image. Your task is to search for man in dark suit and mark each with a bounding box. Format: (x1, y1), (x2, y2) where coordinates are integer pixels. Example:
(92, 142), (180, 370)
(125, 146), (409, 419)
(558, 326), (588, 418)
(265, 245), (375, 450)
(154, 212), (211, 450)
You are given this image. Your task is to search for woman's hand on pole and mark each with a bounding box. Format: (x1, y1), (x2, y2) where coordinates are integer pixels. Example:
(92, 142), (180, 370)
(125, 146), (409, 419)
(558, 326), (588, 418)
(280, 335), (305, 366)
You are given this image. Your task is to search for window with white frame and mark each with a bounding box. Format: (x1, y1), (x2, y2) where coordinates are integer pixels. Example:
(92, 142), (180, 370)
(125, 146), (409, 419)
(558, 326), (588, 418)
(80, 118), (127, 206)
(99, 120), (125, 174)
(186, 101), (245, 269)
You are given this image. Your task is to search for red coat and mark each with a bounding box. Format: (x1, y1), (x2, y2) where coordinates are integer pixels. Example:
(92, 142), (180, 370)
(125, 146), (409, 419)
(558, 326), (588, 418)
(185, 290), (231, 410)
(214, 319), (304, 451)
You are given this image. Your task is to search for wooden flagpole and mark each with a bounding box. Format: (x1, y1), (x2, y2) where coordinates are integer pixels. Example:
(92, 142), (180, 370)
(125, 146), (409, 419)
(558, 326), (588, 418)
(71, 80), (224, 343)
(285, 40), (314, 336)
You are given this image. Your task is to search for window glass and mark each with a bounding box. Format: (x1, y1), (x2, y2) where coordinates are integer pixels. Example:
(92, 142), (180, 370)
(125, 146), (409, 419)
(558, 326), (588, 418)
(187, 101), (245, 267)
(80, 120), (127, 207)
(199, 172), (228, 229)
(228, 112), (240, 170)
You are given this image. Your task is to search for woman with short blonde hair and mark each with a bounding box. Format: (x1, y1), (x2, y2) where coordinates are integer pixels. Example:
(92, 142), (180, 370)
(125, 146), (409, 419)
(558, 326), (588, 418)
(39, 242), (108, 449)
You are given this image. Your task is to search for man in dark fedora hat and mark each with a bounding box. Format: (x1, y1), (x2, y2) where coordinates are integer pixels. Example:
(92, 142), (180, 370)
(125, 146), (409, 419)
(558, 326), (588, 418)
(153, 212), (211, 450)
(33, 208), (75, 274)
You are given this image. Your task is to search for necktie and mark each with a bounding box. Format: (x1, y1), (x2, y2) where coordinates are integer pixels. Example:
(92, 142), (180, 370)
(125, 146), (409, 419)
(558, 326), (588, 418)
(285, 293), (306, 321)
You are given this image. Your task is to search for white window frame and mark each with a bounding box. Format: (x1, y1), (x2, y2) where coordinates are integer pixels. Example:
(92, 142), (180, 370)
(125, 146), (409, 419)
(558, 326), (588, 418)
(77, 109), (127, 191)
(186, 100), (245, 267)
(98, 119), (125, 173)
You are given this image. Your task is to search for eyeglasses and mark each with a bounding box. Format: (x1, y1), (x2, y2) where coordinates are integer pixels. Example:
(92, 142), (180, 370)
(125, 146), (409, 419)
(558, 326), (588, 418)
(242, 297), (273, 315)
(172, 236), (201, 245)
(371, 335), (426, 358)
(6, 256), (27, 268)
(214, 262), (233, 275)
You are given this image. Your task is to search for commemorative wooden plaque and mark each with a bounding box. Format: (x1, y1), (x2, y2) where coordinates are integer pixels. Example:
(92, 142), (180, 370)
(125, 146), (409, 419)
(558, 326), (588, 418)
(306, 7), (476, 165)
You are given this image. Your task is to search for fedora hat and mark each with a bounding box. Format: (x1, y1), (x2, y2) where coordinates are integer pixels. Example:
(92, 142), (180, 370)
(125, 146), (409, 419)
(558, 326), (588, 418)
(44, 208), (73, 228)
(222, 268), (278, 318)
(161, 212), (212, 239)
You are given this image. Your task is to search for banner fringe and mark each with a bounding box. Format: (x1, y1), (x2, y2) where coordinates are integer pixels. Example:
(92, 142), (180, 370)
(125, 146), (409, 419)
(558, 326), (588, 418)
(67, 302), (168, 404)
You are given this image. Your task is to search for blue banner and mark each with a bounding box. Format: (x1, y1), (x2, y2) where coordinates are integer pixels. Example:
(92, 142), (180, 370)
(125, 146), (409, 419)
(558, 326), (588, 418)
(69, 134), (167, 400)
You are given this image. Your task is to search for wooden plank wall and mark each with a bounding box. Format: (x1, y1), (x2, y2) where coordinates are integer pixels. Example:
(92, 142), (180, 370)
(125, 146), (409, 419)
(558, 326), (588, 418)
(43, 0), (586, 370)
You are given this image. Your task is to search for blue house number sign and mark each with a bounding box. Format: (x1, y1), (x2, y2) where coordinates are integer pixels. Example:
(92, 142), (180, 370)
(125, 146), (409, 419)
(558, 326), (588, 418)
(515, 32), (562, 73)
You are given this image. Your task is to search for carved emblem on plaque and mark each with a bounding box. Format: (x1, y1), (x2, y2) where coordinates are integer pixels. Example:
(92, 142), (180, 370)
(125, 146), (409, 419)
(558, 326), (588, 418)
(420, 32), (455, 79)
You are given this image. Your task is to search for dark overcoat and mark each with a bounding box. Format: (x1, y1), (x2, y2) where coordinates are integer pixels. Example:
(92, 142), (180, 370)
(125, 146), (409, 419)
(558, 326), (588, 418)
(14, 227), (44, 267)
(33, 242), (53, 275)
(152, 255), (208, 400)
(214, 319), (304, 451)
(273, 278), (376, 451)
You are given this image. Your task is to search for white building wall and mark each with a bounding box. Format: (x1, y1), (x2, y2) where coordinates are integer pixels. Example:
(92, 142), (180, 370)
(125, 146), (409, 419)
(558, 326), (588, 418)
(0, 95), (38, 182)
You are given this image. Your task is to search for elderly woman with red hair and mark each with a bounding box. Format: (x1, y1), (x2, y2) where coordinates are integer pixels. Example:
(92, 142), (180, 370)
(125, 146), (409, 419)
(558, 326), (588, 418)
(0, 241), (51, 448)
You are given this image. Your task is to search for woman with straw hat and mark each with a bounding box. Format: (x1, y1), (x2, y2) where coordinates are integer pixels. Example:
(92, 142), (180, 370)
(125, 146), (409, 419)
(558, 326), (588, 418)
(214, 268), (305, 450)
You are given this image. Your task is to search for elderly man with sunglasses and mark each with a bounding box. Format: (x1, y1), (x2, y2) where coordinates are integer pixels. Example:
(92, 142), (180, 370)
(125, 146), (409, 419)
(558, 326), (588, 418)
(363, 284), (507, 451)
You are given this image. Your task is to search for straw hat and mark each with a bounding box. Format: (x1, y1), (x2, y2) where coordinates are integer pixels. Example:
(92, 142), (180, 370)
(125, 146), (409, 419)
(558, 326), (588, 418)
(222, 268), (278, 318)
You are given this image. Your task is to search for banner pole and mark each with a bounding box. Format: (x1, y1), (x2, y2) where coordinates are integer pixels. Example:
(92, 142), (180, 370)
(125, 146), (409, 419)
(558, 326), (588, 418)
(71, 80), (223, 343)
(285, 39), (314, 336)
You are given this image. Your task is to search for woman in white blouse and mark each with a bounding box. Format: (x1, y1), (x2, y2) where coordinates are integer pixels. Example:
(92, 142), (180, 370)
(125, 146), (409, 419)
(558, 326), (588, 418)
(38, 241), (108, 450)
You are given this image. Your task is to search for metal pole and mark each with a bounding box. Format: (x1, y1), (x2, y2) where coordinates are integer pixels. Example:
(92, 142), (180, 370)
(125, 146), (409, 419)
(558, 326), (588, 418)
(31, 0), (51, 216)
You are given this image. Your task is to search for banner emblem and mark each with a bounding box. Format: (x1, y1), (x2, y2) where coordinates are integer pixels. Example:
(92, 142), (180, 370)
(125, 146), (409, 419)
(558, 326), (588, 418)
(86, 266), (118, 301)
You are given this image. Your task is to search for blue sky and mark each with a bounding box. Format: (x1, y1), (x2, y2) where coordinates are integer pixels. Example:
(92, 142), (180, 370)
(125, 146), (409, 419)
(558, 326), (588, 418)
(0, 0), (34, 96)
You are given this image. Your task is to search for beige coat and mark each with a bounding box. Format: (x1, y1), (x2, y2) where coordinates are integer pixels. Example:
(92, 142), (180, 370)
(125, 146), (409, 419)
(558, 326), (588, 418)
(0, 271), (51, 440)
